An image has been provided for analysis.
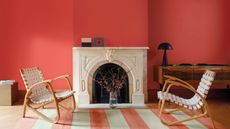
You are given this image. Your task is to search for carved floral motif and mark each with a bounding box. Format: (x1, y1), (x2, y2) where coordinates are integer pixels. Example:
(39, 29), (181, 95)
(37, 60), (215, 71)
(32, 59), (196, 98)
(105, 49), (115, 62)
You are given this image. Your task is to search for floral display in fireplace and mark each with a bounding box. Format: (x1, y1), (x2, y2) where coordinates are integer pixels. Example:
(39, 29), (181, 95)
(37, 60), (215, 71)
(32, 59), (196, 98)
(93, 63), (129, 106)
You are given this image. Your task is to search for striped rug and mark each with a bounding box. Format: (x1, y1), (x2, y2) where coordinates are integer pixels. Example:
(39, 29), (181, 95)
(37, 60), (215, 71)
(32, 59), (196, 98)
(14, 108), (226, 129)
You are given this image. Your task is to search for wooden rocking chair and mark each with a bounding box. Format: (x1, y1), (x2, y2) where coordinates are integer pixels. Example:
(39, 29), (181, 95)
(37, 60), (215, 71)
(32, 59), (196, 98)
(158, 70), (216, 129)
(20, 67), (76, 123)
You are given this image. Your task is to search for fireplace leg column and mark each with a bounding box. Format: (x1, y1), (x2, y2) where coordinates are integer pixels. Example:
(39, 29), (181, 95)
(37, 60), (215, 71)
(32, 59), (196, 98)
(132, 94), (144, 104)
(77, 93), (90, 104)
(132, 79), (145, 104)
(74, 80), (90, 105)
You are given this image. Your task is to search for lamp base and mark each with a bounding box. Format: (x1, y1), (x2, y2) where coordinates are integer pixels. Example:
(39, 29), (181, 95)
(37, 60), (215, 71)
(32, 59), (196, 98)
(162, 50), (168, 66)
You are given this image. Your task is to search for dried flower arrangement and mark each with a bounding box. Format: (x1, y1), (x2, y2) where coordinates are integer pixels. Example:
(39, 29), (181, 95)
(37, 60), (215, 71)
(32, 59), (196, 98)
(94, 66), (128, 93)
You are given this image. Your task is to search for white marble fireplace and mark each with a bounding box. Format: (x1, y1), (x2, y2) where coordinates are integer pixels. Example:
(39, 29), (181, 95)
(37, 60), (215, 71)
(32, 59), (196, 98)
(72, 47), (148, 107)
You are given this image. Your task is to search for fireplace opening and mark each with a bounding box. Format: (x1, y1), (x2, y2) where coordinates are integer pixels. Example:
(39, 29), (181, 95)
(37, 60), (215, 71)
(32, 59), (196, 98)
(92, 63), (129, 103)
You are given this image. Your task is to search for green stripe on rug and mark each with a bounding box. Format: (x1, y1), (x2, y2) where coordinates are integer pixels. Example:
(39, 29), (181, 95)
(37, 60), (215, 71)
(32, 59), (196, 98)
(105, 109), (130, 129)
(135, 109), (169, 129)
(71, 110), (90, 129)
(32, 110), (56, 129)
(170, 110), (207, 129)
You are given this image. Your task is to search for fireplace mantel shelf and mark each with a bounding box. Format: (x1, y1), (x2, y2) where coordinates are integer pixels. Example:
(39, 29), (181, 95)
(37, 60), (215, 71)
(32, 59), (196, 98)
(73, 47), (149, 50)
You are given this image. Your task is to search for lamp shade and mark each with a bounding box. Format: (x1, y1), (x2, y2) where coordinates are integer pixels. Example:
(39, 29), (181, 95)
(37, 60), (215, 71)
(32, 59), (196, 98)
(158, 42), (173, 50)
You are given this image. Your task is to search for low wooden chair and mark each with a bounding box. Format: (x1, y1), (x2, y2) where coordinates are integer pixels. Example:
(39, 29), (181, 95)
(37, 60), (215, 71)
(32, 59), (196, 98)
(20, 67), (76, 123)
(158, 70), (216, 129)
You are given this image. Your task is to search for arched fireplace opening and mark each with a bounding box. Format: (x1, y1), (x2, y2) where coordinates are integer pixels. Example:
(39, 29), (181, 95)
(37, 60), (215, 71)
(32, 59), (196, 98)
(92, 63), (129, 103)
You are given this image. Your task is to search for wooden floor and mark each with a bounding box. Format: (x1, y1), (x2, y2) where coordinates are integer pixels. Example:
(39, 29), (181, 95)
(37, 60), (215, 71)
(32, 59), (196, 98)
(0, 99), (229, 129)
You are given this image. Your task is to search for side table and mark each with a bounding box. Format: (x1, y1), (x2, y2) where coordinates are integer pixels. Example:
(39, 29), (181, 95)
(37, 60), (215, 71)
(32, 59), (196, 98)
(0, 81), (18, 105)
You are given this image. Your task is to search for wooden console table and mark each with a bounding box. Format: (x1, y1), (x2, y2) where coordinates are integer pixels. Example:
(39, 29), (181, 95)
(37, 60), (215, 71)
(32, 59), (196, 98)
(153, 65), (230, 90)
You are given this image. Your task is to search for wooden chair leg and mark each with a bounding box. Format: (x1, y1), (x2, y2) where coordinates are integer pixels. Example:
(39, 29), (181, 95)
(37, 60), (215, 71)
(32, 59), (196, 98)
(160, 103), (208, 126)
(27, 105), (53, 123)
(200, 106), (205, 114)
(53, 101), (60, 124)
(26, 101), (61, 124)
(22, 105), (27, 118)
(72, 95), (76, 111)
(166, 113), (207, 126)
(160, 99), (215, 129)
(206, 105), (216, 129)
(163, 108), (180, 114)
(22, 98), (28, 118)
(208, 113), (216, 129)
(158, 100), (162, 110)
(58, 104), (69, 110)
(159, 98), (214, 128)
(159, 98), (167, 117)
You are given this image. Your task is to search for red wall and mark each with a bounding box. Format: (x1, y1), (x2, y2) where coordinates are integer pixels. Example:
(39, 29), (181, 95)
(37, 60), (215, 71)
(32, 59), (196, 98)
(0, 0), (75, 90)
(148, 0), (230, 89)
(1, 0), (230, 91)
(74, 0), (148, 46)
(0, 0), (148, 90)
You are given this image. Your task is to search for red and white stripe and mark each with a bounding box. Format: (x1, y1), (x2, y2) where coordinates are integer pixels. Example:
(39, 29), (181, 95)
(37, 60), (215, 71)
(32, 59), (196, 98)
(13, 109), (226, 129)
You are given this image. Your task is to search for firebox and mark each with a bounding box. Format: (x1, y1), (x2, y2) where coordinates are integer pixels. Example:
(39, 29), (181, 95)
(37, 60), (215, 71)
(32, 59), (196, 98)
(92, 63), (129, 103)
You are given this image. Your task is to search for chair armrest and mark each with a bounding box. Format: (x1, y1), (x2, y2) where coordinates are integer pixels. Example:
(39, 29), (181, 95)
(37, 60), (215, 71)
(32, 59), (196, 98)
(162, 75), (194, 92)
(164, 75), (192, 87)
(165, 81), (196, 94)
(51, 74), (72, 90)
(164, 81), (208, 107)
(161, 79), (172, 92)
(53, 75), (70, 81)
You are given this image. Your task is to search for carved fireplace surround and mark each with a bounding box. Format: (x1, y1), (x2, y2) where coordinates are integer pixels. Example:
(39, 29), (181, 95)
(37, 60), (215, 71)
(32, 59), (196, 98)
(73, 47), (148, 107)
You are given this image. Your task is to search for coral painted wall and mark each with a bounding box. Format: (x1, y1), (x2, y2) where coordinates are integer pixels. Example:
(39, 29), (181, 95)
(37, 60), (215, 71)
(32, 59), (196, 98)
(74, 0), (148, 46)
(0, 0), (148, 90)
(148, 0), (230, 89)
(0, 0), (75, 90)
(1, 0), (230, 91)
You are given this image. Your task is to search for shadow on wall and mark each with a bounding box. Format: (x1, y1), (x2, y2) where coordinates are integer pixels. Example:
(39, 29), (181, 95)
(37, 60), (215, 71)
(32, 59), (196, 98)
(220, 0), (230, 62)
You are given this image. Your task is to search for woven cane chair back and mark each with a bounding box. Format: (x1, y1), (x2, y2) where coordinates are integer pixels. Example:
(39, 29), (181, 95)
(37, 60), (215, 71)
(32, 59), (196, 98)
(20, 67), (50, 103)
(186, 70), (215, 110)
(196, 70), (215, 98)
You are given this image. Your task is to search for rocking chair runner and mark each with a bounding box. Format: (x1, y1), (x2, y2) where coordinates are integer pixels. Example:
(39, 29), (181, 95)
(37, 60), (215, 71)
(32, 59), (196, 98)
(20, 67), (76, 123)
(157, 70), (216, 129)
